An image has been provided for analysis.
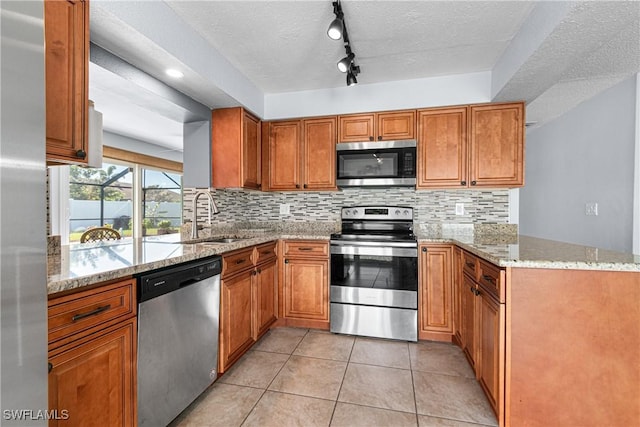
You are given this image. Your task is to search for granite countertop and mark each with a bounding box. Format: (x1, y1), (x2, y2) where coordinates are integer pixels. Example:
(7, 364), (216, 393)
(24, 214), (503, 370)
(417, 232), (640, 272)
(49, 225), (640, 296)
(47, 230), (331, 295)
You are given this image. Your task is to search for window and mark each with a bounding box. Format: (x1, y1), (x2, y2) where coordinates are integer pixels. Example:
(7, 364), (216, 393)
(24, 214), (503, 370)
(52, 159), (183, 243)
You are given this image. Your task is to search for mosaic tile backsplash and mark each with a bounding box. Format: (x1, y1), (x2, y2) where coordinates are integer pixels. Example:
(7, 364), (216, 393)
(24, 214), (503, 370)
(183, 187), (510, 226)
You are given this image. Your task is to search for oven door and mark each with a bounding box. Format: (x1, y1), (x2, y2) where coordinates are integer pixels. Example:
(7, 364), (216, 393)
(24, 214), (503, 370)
(330, 240), (418, 309)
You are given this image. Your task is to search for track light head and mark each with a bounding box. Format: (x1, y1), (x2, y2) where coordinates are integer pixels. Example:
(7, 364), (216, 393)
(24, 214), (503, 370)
(327, 17), (343, 40)
(327, 1), (344, 40)
(337, 52), (355, 73)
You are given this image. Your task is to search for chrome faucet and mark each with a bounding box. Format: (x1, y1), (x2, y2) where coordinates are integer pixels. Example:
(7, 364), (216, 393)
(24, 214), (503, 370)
(190, 190), (220, 239)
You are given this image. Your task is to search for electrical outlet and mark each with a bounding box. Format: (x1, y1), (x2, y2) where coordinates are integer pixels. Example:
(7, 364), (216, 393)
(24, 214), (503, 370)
(585, 202), (598, 216)
(279, 203), (290, 215)
(455, 203), (464, 216)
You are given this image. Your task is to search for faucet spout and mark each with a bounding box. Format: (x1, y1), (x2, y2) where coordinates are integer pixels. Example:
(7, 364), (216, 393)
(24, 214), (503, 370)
(190, 190), (220, 240)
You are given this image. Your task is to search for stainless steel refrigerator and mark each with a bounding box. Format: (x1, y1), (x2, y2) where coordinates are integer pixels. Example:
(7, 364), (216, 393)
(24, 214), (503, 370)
(1, 1), (48, 425)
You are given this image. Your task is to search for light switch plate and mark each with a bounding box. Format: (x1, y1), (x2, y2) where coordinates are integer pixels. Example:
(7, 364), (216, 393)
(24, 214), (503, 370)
(279, 203), (290, 215)
(455, 203), (464, 215)
(585, 202), (598, 216)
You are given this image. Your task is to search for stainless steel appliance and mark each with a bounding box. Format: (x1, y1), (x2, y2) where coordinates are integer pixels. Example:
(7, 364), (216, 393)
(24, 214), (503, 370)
(137, 256), (222, 427)
(336, 140), (417, 187)
(330, 206), (418, 341)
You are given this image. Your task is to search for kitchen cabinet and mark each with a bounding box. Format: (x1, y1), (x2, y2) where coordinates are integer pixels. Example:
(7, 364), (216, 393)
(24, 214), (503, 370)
(280, 240), (330, 329)
(416, 102), (524, 189)
(219, 242), (278, 373)
(48, 278), (136, 427)
(453, 247), (464, 346)
(470, 102), (524, 187)
(262, 118), (336, 191)
(418, 244), (454, 341)
(458, 250), (505, 421)
(338, 110), (416, 142)
(417, 106), (468, 188)
(212, 107), (261, 189)
(45, 0), (90, 164)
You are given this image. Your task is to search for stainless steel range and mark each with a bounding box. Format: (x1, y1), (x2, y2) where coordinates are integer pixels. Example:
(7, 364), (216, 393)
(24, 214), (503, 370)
(330, 206), (418, 341)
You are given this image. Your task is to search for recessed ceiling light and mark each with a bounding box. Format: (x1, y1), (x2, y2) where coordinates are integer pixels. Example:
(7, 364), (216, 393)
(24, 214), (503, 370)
(166, 69), (184, 79)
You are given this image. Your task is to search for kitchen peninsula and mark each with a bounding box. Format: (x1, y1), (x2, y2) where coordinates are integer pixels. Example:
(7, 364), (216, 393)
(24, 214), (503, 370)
(47, 228), (640, 427)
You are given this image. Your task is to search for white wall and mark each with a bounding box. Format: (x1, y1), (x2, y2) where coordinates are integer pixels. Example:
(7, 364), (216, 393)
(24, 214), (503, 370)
(264, 71), (491, 120)
(103, 131), (183, 163)
(520, 76), (637, 252)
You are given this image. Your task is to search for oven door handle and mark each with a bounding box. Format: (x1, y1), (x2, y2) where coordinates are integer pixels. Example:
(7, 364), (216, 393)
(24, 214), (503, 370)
(330, 240), (417, 248)
(330, 244), (417, 258)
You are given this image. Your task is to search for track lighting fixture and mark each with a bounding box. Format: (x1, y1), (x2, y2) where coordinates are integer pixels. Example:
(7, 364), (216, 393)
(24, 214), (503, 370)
(327, 1), (361, 86)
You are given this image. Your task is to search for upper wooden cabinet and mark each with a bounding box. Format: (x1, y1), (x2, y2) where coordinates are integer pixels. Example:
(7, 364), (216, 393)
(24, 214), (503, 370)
(262, 117), (336, 191)
(212, 107), (261, 189)
(417, 107), (468, 188)
(417, 102), (524, 189)
(469, 102), (524, 187)
(45, 0), (89, 164)
(339, 110), (416, 142)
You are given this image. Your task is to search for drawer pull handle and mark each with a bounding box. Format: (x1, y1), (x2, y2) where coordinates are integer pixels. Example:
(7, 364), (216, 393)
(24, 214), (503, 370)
(482, 275), (496, 284)
(298, 247), (313, 251)
(465, 262), (475, 268)
(72, 304), (111, 322)
(236, 259), (246, 265)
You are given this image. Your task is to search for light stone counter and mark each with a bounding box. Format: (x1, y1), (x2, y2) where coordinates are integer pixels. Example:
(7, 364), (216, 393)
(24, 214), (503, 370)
(417, 233), (640, 271)
(47, 231), (331, 295)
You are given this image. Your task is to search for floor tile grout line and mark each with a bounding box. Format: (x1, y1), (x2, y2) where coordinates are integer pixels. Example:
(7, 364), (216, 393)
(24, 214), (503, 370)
(328, 333), (356, 426)
(237, 328), (309, 427)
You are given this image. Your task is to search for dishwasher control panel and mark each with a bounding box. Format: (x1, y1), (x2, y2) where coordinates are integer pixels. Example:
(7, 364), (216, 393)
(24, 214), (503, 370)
(137, 256), (221, 303)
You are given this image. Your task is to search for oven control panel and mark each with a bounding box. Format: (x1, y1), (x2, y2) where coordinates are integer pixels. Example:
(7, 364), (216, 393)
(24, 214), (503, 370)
(341, 206), (413, 220)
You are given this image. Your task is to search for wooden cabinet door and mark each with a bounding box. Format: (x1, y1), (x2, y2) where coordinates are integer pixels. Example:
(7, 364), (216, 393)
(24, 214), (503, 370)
(461, 273), (477, 371)
(453, 248), (464, 345)
(417, 107), (468, 188)
(377, 110), (415, 141)
(267, 121), (302, 190)
(477, 287), (504, 418)
(48, 318), (136, 427)
(338, 113), (375, 142)
(255, 260), (277, 339)
(283, 258), (329, 321)
(242, 111), (261, 189)
(469, 102), (524, 187)
(303, 117), (336, 190)
(45, 0), (89, 164)
(219, 271), (254, 372)
(419, 245), (453, 340)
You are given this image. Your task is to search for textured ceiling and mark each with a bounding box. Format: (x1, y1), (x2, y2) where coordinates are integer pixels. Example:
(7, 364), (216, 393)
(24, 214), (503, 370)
(88, 1), (640, 151)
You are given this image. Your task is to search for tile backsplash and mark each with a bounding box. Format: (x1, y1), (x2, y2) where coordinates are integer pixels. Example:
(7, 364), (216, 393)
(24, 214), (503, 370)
(183, 187), (510, 225)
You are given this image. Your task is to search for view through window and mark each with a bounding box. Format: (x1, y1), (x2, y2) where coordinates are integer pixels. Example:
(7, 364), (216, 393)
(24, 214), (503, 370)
(68, 161), (182, 242)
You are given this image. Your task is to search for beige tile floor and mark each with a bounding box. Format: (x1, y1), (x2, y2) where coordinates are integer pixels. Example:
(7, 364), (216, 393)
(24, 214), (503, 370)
(170, 328), (497, 427)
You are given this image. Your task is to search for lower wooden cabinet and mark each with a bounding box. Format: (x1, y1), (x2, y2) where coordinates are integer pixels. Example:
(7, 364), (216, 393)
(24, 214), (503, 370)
(460, 272), (478, 371)
(477, 285), (504, 415)
(281, 240), (329, 329)
(219, 242), (278, 373)
(453, 247), (464, 345)
(48, 278), (137, 427)
(418, 244), (454, 341)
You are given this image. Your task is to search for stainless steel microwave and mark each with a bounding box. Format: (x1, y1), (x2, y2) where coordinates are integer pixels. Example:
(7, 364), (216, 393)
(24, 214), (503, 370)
(336, 140), (417, 187)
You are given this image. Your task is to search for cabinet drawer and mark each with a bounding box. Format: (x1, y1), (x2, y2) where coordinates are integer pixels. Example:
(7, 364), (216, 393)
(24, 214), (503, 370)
(48, 279), (135, 348)
(462, 251), (479, 279)
(283, 240), (329, 258)
(254, 241), (277, 265)
(223, 247), (255, 277)
(478, 259), (503, 302)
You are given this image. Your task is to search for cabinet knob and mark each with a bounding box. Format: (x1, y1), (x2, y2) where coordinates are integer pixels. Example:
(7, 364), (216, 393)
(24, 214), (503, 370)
(295, 184), (300, 189)
(461, 181), (466, 186)
(252, 270), (257, 276)
(471, 181), (477, 186)
(257, 268), (262, 274)
(75, 149), (87, 159)
(421, 247), (427, 253)
(369, 136), (374, 141)
(48, 362), (53, 373)
(377, 135), (382, 141)
(284, 259), (289, 264)
(303, 184), (307, 189)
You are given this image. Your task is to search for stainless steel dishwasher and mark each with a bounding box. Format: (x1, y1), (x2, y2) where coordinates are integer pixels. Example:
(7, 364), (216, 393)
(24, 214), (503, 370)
(137, 256), (222, 427)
